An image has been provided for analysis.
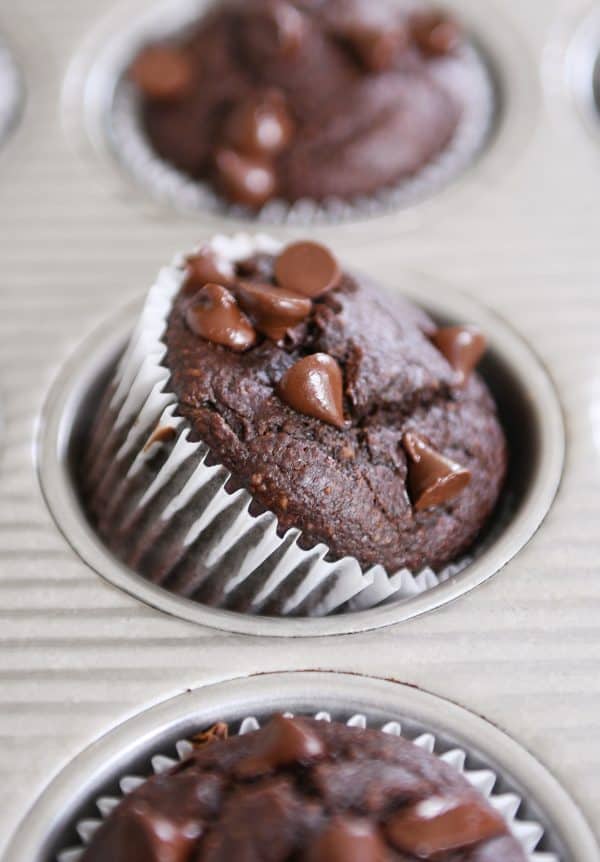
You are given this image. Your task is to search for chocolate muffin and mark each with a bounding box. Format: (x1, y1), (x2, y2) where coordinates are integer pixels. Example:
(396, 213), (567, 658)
(126, 0), (481, 210)
(81, 235), (506, 612)
(80, 715), (526, 861)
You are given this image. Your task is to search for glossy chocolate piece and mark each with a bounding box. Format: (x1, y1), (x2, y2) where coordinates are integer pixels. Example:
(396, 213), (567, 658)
(191, 721), (229, 749)
(225, 90), (294, 158)
(234, 280), (312, 340)
(235, 714), (326, 778)
(307, 817), (389, 862)
(184, 283), (256, 352)
(129, 45), (192, 101)
(279, 353), (345, 428)
(246, 0), (307, 59)
(185, 248), (235, 290)
(275, 241), (341, 298)
(411, 11), (462, 57)
(386, 794), (506, 858)
(403, 432), (471, 511)
(431, 325), (486, 384)
(343, 24), (408, 73)
(214, 149), (277, 209)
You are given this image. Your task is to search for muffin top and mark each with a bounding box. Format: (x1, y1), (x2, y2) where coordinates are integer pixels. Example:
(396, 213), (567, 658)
(163, 240), (507, 575)
(130, 0), (464, 208)
(81, 715), (526, 861)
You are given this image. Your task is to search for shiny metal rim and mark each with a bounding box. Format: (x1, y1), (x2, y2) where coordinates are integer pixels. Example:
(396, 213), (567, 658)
(566, 4), (600, 140)
(3, 672), (598, 861)
(36, 273), (565, 636)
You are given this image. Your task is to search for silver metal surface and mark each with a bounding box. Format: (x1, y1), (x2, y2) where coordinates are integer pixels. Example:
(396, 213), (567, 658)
(1, 0), (600, 857)
(4, 673), (598, 862)
(37, 278), (564, 636)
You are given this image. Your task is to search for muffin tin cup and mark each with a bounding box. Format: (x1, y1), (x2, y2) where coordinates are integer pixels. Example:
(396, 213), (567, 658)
(37, 239), (564, 635)
(0, 33), (24, 149)
(3, 672), (596, 861)
(63, 0), (498, 226)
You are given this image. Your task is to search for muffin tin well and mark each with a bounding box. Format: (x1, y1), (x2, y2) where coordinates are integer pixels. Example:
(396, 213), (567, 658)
(37, 271), (564, 636)
(4, 672), (596, 862)
(61, 0), (538, 228)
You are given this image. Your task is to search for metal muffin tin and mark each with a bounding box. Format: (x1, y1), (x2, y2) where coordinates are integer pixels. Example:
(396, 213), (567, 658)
(4, 673), (598, 862)
(0, 33), (24, 149)
(37, 274), (564, 636)
(1, 0), (600, 856)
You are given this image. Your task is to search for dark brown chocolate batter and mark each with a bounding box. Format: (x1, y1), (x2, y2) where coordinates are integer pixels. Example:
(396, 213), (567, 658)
(130, 0), (463, 207)
(81, 716), (526, 861)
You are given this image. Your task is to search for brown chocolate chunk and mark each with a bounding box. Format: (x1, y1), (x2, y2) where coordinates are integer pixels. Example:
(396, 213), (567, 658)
(403, 432), (471, 511)
(192, 722), (229, 749)
(214, 149), (277, 209)
(225, 90), (294, 158)
(275, 241), (341, 298)
(411, 11), (462, 57)
(129, 45), (192, 101)
(185, 248), (235, 290)
(258, 0), (307, 58)
(386, 794), (506, 858)
(235, 715), (326, 778)
(431, 325), (486, 384)
(278, 353), (345, 428)
(343, 24), (408, 73)
(234, 280), (312, 341)
(306, 817), (389, 862)
(185, 284), (256, 352)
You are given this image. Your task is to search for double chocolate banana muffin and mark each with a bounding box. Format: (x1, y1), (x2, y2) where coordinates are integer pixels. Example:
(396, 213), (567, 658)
(82, 236), (506, 610)
(127, 0), (475, 209)
(80, 715), (526, 861)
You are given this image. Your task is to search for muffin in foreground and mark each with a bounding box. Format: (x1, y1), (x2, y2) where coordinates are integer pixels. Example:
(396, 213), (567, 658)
(80, 715), (526, 861)
(125, 0), (491, 212)
(81, 234), (507, 614)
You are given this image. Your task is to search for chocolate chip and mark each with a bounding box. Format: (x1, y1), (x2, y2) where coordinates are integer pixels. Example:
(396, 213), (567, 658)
(403, 432), (471, 511)
(411, 11), (462, 57)
(431, 326), (486, 384)
(185, 284), (256, 352)
(343, 24), (408, 73)
(234, 280), (312, 341)
(275, 241), (341, 298)
(235, 715), (326, 778)
(386, 795), (506, 858)
(214, 149), (277, 209)
(185, 248), (235, 290)
(129, 45), (193, 101)
(224, 90), (294, 158)
(306, 817), (389, 862)
(278, 353), (345, 428)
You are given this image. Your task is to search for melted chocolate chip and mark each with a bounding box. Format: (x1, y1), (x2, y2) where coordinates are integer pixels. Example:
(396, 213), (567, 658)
(225, 90), (294, 158)
(192, 722), (229, 749)
(279, 353), (345, 428)
(129, 45), (192, 101)
(235, 715), (326, 778)
(306, 817), (389, 862)
(185, 248), (235, 290)
(185, 284), (256, 352)
(214, 149), (277, 209)
(411, 11), (462, 57)
(403, 432), (471, 511)
(234, 280), (312, 341)
(275, 241), (341, 298)
(343, 24), (408, 73)
(143, 424), (177, 451)
(431, 326), (486, 384)
(386, 795), (506, 858)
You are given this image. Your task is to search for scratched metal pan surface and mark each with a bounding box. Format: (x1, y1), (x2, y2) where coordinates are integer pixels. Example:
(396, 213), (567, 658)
(1, 0), (600, 857)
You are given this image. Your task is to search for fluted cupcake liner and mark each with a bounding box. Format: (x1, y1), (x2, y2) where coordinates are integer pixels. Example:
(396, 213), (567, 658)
(0, 35), (23, 146)
(83, 232), (513, 617)
(57, 707), (556, 862)
(101, 0), (496, 224)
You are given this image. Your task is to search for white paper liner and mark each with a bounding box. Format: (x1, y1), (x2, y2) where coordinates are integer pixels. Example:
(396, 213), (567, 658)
(57, 709), (558, 862)
(0, 35), (23, 147)
(98, 0), (497, 224)
(84, 232), (513, 617)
